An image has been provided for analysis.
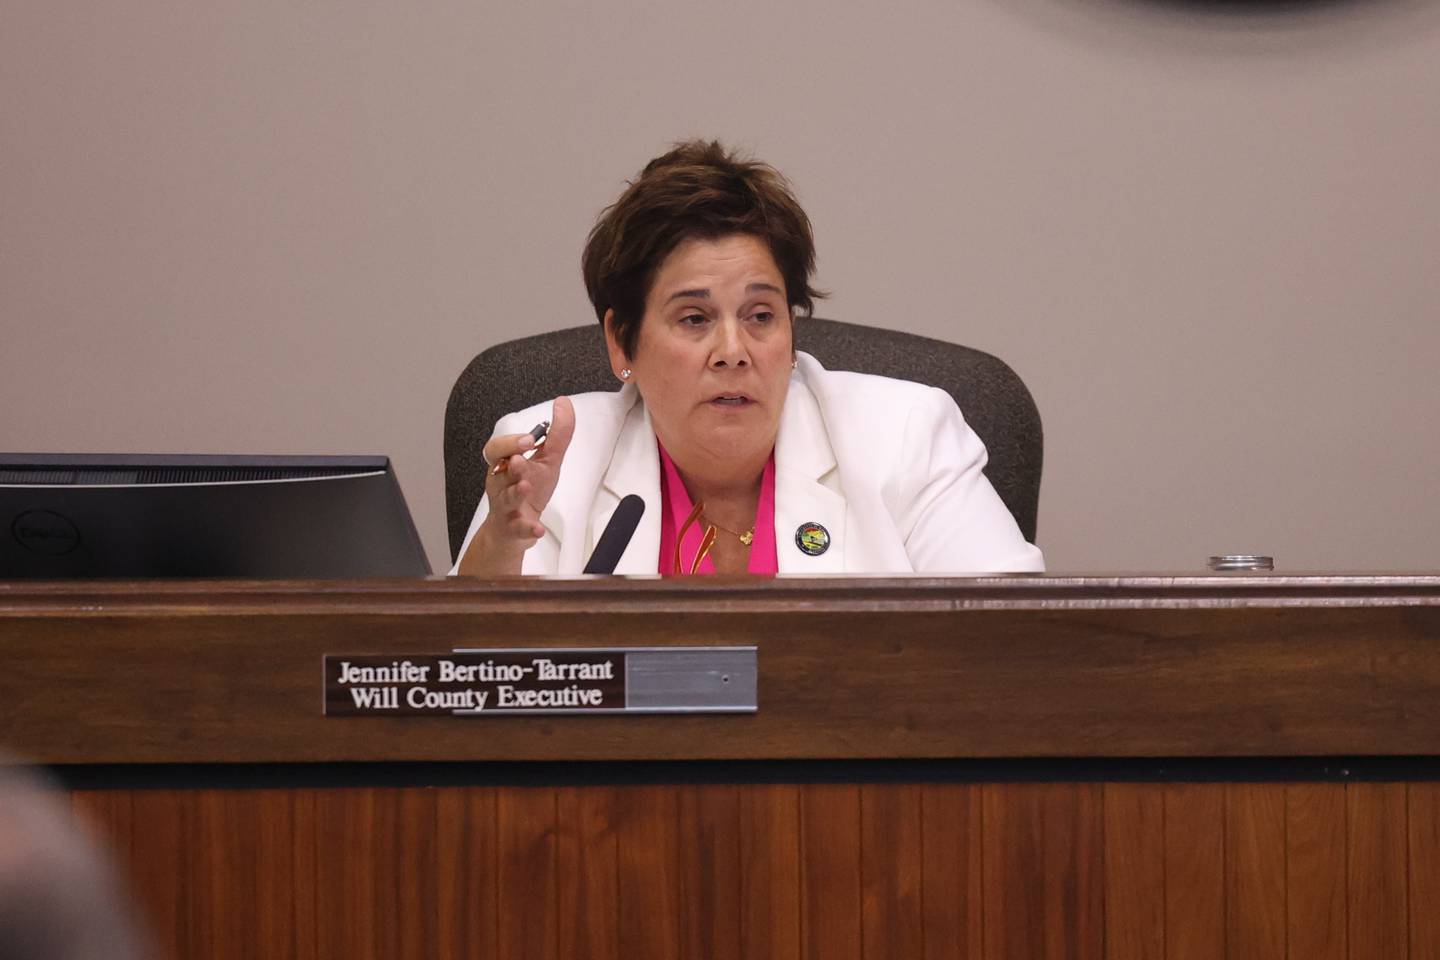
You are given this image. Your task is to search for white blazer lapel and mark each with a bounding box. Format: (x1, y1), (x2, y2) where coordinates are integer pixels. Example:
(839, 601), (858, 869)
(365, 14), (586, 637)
(595, 400), (662, 575)
(773, 372), (848, 573)
(538, 387), (642, 574)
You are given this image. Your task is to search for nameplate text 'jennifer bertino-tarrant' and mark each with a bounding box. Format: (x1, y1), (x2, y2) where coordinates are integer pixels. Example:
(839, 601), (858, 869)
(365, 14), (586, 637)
(323, 647), (756, 716)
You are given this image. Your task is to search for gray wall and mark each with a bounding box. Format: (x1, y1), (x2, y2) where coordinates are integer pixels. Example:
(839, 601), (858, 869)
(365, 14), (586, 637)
(5, 0), (1438, 574)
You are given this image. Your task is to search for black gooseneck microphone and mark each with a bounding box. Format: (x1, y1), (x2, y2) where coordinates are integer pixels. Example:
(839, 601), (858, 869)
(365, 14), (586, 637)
(582, 495), (645, 574)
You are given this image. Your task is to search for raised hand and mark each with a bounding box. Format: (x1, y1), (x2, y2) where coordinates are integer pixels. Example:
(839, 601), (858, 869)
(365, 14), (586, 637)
(457, 396), (575, 575)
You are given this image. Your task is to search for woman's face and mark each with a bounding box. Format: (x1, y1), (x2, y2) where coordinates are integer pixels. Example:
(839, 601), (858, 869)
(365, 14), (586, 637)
(606, 233), (794, 477)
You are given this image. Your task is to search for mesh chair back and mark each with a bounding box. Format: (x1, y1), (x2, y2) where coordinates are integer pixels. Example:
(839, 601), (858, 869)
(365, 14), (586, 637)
(444, 318), (1042, 560)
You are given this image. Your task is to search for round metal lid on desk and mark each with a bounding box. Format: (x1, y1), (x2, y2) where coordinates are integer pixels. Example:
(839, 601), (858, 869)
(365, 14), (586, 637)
(1207, 555), (1275, 571)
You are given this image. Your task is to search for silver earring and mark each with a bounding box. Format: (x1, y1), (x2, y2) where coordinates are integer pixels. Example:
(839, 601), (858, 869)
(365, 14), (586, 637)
(791, 359), (798, 370)
(620, 368), (632, 381)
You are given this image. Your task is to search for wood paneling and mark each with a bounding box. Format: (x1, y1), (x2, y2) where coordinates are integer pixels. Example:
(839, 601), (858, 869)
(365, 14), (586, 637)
(1346, 783), (1408, 960)
(800, 784), (861, 960)
(982, 783), (1044, 960)
(920, 783), (983, 960)
(495, 787), (557, 960)
(1103, 784), (1164, 960)
(1408, 784), (1440, 959)
(434, 786), (497, 960)
(1285, 785), (1346, 960)
(677, 784), (742, 960)
(65, 778), (1440, 960)
(395, 788), (439, 960)
(123, 789), (187, 958)
(314, 787), (387, 959)
(860, 784), (924, 960)
(1163, 783), (1225, 960)
(740, 784), (801, 960)
(1225, 784), (1286, 960)
(982, 783), (1103, 960)
(617, 785), (681, 960)
(556, 785), (619, 960)
(1050, 783), (1104, 960)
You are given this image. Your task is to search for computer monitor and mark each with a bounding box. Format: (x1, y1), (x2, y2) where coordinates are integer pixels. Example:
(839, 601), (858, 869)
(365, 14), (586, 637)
(0, 454), (431, 579)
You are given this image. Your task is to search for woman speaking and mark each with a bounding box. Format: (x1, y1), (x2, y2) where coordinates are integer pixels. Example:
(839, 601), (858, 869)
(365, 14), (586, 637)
(456, 141), (1043, 576)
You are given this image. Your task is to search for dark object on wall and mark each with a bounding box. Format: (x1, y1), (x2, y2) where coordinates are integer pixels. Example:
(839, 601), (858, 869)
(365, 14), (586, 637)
(0, 454), (429, 579)
(1129, 0), (1368, 11)
(444, 318), (1042, 561)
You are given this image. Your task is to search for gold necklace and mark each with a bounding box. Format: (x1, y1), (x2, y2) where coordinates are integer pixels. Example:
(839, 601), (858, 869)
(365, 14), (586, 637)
(703, 514), (755, 546)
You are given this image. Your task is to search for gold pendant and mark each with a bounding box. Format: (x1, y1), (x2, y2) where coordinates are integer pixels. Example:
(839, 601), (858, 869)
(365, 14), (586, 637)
(740, 531), (754, 546)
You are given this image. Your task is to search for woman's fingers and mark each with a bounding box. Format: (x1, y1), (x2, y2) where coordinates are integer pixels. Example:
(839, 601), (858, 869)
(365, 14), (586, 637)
(480, 398), (573, 551)
(483, 431), (537, 475)
(506, 514), (542, 541)
(490, 474), (543, 531)
(499, 494), (544, 541)
(508, 477), (533, 507)
(484, 448), (533, 500)
(486, 398), (572, 478)
(538, 397), (576, 463)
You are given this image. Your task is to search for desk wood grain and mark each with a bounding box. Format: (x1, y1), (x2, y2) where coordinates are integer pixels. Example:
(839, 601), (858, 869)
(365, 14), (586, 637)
(5, 575), (1440, 763)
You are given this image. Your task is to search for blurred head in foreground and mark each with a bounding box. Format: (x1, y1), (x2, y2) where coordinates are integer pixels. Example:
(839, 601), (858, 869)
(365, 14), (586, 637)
(0, 760), (148, 960)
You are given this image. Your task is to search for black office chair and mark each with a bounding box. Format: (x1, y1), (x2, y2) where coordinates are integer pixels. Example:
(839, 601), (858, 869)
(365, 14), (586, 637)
(444, 318), (1043, 562)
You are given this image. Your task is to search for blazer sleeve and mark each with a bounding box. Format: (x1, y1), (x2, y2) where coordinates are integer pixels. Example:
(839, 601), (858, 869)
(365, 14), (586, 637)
(448, 408), (562, 576)
(885, 386), (1045, 573)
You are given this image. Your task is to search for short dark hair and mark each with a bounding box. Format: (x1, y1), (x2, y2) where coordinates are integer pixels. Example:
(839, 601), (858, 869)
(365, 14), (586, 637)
(582, 140), (824, 359)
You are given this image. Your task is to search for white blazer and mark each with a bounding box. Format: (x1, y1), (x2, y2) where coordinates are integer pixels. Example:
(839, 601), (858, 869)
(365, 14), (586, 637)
(454, 352), (1044, 575)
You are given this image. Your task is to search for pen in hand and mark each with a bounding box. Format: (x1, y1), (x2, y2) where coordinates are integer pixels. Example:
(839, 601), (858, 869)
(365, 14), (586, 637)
(490, 420), (550, 475)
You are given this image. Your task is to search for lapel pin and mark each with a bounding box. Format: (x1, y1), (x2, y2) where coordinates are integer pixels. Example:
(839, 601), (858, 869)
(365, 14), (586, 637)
(794, 522), (830, 557)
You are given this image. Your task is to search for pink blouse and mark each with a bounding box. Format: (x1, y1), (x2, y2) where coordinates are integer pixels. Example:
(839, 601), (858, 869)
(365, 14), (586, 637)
(656, 441), (778, 575)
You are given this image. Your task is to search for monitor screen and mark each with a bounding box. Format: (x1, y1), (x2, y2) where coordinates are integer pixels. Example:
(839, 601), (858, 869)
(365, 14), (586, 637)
(1, 454), (431, 579)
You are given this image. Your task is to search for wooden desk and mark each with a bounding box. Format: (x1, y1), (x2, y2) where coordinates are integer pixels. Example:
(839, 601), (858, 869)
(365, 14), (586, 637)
(3, 576), (1439, 959)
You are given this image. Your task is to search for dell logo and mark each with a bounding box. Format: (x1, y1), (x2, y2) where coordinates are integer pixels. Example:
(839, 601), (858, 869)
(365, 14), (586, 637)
(11, 510), (81, 556)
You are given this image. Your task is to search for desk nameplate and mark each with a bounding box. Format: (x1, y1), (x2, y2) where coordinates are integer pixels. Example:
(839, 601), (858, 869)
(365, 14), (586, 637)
(323, 646), (757, 716)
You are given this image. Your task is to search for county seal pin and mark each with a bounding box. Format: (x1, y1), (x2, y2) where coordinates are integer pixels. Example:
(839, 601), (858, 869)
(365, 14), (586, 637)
(794, 522), (830, 557)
